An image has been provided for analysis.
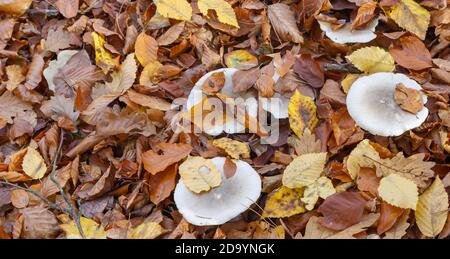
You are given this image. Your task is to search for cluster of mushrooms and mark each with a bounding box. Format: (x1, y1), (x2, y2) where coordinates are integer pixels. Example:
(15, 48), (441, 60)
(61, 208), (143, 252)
(174, 18), (429, 226)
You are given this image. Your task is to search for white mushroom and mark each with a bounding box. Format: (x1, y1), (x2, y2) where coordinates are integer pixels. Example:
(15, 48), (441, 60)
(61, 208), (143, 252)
(43, 50), (79, 92)
(346, 72), (428, 137)
(186, 68), (289, 135)
(318, 18), (379, 44)
(174, 157), (262, 226)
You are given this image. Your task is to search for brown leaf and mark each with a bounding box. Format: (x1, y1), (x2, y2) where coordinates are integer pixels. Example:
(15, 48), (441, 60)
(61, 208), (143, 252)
(256, 64), (275, 97)
(25, 52), (45, 90)
(21, 207), (60, 238)
(389, 36), (432, 70)
(45, 26), (81, 53)
(319, 80), (346, 107)
(11, 189), (29, 209)
(201, 71), (225, 95)
(394, 83), (424, 114)
(232, 67), (259, 93)
(350, 2), (377, 30)
(268, 3), (304, 44)
(157, 22), (185, 46)
(135, 32), (158, 66)
(294, 54), (324, 89)
(56, 0), (79, 19)
(0, 0), (32, 16)
(127, 90), (172, 111)
(147, 163), (177, 205)
(142, 143), (192, 175)
(223, 158), (237, 179)
(377, 201), (405, 234)
(318, 192), (367, 231)
(356, 167), (380, 196)
(331, 108), (358, 147)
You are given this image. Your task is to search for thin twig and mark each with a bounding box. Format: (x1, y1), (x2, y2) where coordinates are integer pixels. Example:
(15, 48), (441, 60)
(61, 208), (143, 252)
(49, 129), (86, 239)
(0, 178), (68, 213)
(323, 63), (362, 74)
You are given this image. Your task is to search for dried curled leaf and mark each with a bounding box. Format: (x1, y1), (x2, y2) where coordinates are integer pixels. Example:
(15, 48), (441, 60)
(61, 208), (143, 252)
(268, 3), (303, 44)
(262, 186), (305, 218)
(197, 0), (239, 28)
(378, 174), (419, 210)
(22, 148), (47, 180)
(60, 217), (107, 239)
(415, 177), (449, 237)
(346, 47), (395, 74)
(387, 0), (430, 40)
(288, 90), (318, 138)
(156, 0), (192, 21)
(394, 83), (424, 114)
(282, 152), (327, 189)
(178, 156), (222, 193)
(212, 137), (250, 159)
(302, 176), (336, 211)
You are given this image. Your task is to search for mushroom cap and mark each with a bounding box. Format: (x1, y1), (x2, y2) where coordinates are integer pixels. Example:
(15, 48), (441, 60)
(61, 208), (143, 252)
(318, 18), (379, 44)
(186, 68), (288, 135)
(346, 72), (428, 137)
(43, 50), (79, 92)
(174, 157), (262, 226)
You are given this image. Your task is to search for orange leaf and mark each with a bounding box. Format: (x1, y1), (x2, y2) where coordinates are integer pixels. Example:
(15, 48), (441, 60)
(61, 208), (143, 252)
(142, 143), (192, 175)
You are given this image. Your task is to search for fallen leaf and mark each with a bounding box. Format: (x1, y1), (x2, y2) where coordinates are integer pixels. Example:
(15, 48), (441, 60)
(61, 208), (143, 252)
(262, 186), (305, 218)
(0, 91), (36, 128)
(157, 22), (185, 46)
(268, 3), (303, 43)
(318, 192), (367, 231)
(383, 210), (410, 239)
(378, 174), (418, 209)
(10, 189), (29, 209)
(135, 32), (158, 67)
(200, 71), (225, 95)
(156, 0), (192, 21)
(21, 207), (59, 239)
(91, 32), (119, 73)
(198, 0), (239, 28)
(289, 129), (322, 156)
(387, 0), (430, 40)
(178, 156), (222, 193)
(147, 164), (177, 205)
(346, 47), (395, 74)
(60, 217), (107, 239)
(301, 176), (336, 211)
(377, 201), (405, 234)
(356, 167), (380, 196)
(223, 158), (237, 179)
(22, 148), (47, 180)
(415, 177), (449, 237)
(346, 139), (380, 179)
(224, 50), (258, 70)
(394, 83), (424, 114)
(0, 0), (32, 16)
(282, 152), (327, 189)
(212, 137), (250, 159)
(389, 36), (433, 70)
(142, 143), (192, 175)
(129, 222), (164, 239)
(127, 90), (172, 111)
(56, 0), (79, 18)
(294, 54), (324, 88)
(350, 2), (378, 30)
(288, 90), (319, 138)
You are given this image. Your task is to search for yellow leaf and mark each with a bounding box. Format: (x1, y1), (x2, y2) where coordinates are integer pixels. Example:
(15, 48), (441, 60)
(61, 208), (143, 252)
(341, 74), (360, 94)
(346, 139), (380, 179)
(91, 32), (119, 73)
(387, 0), (430, 40)
(212, 137), (250, 159)
(378, 174), (418, 209)
(301, 177), (336, 211)
(135, 32), (158, 67)
(262, 186), (305, 218)
(288, 90), (318, 138)
(179, 156), (222, 193)
(198, 0), (239, 28)
(346, 47), (395, 74)
(224, 50), (258, 70)
(156, 0), (192, 21)
(415, 177), (449, 237)
(282, 152), (327, 189)
(22, 148), (47, 180)
(129, 222), (164, 239)
(60, 217), (107, 239)
(105, 53), (137, 94)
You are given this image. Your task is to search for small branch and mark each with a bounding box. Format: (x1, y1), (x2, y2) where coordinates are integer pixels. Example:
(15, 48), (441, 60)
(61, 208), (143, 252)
(324, 63), (362, 74)
(0, 178), (68, 213)
(50, 129), (86, 239)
